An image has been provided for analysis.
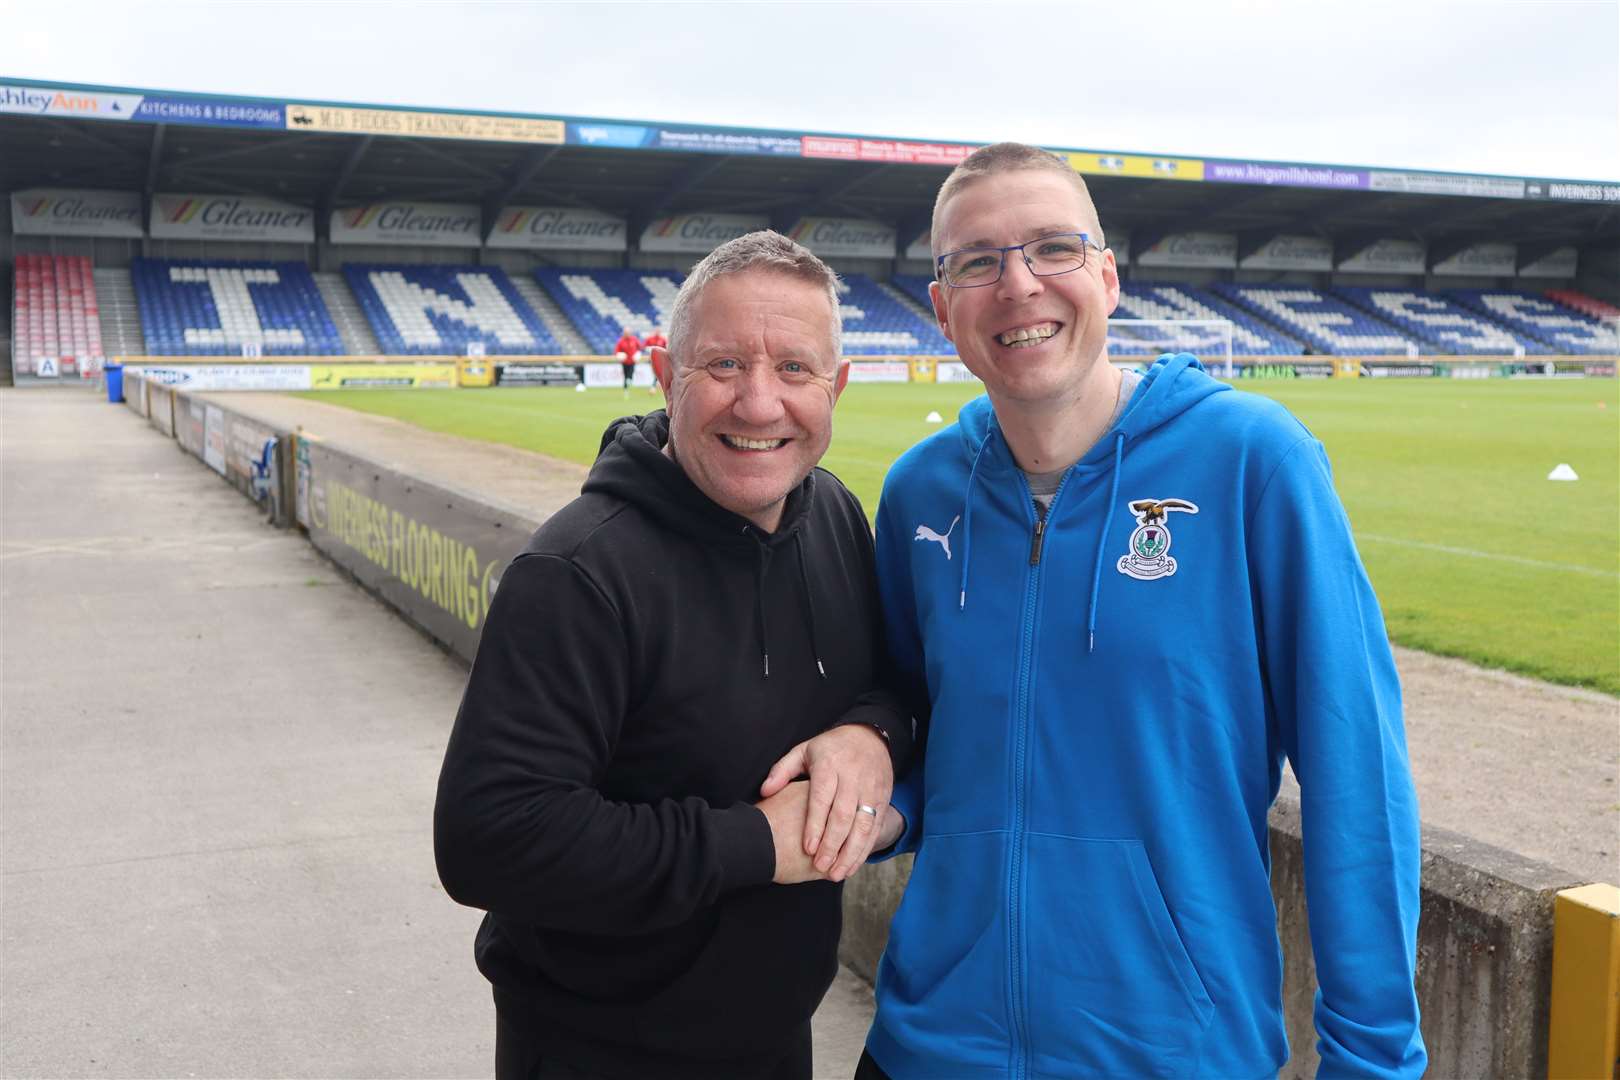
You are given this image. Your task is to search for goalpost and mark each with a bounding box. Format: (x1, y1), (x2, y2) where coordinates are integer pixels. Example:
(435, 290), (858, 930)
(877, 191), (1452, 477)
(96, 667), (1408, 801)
(1107, 318), (1235, 378)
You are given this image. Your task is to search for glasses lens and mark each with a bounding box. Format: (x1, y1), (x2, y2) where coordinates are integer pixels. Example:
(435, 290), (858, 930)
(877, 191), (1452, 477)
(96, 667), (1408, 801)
(941, 248), (1003, 287)
(1025, 234), (1090, 276)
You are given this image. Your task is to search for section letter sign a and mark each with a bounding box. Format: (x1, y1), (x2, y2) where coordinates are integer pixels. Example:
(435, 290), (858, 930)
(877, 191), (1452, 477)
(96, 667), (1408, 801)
(11, 188), (143, 237)
(639, 213), (770, 254)
(788, 217), (897, 259)
(151, 194), (315, 243)
(330, 202), (481, 248)
(486, 206), (628, 251)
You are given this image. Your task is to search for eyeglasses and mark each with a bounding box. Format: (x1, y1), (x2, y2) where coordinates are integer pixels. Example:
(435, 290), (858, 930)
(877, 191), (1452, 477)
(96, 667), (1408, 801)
(936, 233), (1104, 288)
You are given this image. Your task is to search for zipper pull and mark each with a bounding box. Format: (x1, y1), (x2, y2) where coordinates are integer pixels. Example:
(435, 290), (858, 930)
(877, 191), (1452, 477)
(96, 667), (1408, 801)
(1029, 516), (1046, 566)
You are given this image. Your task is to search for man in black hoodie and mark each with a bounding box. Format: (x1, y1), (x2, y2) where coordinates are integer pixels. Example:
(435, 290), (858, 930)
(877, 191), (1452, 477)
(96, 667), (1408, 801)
(435, 231), (911, 1080)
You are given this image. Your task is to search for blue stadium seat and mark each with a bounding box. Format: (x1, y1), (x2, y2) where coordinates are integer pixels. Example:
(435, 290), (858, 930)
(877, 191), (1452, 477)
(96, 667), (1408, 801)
(1445, 289), (1618, 355)
(533, 268), (680, 353)
(1212, 284), (1417, 355)
(836, 274), (951, 355)
(1334, 287), (1538, 355)
(1114, 284), (1306, 356)
(343, 264), (556, 355)
(131, 258), (343, 356)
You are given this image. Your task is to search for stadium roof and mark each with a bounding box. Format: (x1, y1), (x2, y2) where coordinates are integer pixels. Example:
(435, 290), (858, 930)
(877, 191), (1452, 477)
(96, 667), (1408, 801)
(3, 78), (1616, 255)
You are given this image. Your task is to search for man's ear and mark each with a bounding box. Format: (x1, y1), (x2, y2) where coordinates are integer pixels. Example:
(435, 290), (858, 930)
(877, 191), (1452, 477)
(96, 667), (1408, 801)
(650, 346), (674, 397)
(833, 358), (850, 401)
(929, 279), (954, 344)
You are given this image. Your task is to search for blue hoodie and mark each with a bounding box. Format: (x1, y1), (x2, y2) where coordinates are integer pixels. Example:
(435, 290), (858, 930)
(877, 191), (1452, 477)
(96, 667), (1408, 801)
(868, 355), (1424, 1079)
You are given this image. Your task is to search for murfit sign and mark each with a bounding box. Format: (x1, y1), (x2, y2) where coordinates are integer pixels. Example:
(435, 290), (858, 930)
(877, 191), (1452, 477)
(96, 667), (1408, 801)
(330, 202), (481, 247)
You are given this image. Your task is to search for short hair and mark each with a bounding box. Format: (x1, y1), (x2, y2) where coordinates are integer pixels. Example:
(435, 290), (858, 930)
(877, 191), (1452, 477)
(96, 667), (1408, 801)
(930, 142), (1106, 259)
(669, 230), (842, 362)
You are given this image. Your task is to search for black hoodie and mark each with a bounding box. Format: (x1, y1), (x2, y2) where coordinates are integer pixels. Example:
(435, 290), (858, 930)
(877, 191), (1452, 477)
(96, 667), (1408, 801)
(434, 413), (910, 1078)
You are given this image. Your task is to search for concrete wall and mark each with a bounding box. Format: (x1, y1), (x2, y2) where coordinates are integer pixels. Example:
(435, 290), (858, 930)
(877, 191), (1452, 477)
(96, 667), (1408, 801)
(841, 798), (1587, 1077)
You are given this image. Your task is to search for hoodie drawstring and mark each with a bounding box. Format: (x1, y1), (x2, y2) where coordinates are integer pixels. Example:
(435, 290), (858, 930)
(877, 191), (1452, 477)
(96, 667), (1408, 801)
(957, 432), (992, 611)
(793, 535), (827, 679)
(1085, 432), (1126, 653)
(754, 541), (772, 677)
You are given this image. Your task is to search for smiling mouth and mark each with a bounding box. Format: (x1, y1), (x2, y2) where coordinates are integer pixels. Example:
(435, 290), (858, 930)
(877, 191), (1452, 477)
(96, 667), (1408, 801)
(997, 322), (1061, 348)
(720, 435), (788, 451)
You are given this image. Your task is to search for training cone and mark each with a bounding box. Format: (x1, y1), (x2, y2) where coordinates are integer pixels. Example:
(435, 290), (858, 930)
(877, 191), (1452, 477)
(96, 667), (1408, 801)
(574, 383), (588, 393)
(1547, 463), (1578, 481)
(925, 411), (943, 424)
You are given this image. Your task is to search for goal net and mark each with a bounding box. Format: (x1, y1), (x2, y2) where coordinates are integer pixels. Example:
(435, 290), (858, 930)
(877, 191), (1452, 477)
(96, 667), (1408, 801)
(1107, 318), (1234, 377)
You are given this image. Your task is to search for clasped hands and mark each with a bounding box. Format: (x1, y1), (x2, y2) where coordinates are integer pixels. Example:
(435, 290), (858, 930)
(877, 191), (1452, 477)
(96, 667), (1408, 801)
(757, 724), (904, 885)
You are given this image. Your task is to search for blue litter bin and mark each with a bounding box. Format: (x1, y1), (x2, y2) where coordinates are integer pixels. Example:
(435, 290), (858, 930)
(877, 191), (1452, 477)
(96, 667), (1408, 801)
(105, 364), (124, 403)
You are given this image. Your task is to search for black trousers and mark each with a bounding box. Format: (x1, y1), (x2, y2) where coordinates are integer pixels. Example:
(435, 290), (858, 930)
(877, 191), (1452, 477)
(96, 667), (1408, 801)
(853, 1049), (892, 1080)
(495, 1011), (813, 1080)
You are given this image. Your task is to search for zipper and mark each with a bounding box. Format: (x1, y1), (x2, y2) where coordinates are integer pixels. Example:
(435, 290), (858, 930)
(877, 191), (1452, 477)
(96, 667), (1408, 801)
(1008, 473), (1070, 1079)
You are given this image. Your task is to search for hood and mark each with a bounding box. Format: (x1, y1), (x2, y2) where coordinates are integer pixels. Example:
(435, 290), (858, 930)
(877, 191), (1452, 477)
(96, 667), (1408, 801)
(948, 353), (1231, 651)
(583, 411), (816, 548)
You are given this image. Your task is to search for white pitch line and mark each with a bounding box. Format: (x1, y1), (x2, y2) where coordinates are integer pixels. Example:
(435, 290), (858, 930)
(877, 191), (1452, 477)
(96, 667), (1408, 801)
(1357, 533), (1619, 580)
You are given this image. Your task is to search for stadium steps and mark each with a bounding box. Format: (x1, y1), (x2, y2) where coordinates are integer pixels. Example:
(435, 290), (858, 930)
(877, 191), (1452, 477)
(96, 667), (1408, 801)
(92, 269), (147, 358)
(876, 280), (938, 329)
(313, 272), (381, 356)
(511, 276), (591, 354)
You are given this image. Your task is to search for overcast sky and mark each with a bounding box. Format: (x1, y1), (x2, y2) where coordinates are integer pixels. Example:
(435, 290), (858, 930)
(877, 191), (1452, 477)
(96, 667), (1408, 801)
(4, 0), (1617, 182)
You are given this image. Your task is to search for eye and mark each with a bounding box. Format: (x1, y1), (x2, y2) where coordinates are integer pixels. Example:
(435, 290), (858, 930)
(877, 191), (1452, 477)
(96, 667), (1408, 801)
(707, 358), (741, 376)
(1034, 237), (1083, 256)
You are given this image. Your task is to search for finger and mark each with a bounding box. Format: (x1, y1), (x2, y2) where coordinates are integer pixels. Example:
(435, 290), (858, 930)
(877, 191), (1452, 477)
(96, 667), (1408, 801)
(815, 787), (859, 874)
(828, 802), (880, 881)
(760, 742), (808, 798)
(802, 767), (838, 856)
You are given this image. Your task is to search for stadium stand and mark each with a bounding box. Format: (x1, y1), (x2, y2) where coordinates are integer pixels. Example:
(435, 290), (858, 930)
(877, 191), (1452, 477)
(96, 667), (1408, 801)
(1213, 284), (1417, 355)
(312, 272), (381, 355)
(344, 264), (555, 355)
(838, 274), (952, 354)
(12, 254), (105, 375)
(533, 268), (678, 354)
(1114, 284), (1305, 356)
(93, 268), (148, 358)
(1335, 287), (1533, 355)
(1449, 289), (1620, 355)
(132, 259), (342, 356)
(1546, 289), (1620, 322)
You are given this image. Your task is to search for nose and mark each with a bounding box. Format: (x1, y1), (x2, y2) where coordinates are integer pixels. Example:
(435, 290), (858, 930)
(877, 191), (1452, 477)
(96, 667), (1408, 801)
(731, 366), (787, 427)
(994, 246), (1044, 302)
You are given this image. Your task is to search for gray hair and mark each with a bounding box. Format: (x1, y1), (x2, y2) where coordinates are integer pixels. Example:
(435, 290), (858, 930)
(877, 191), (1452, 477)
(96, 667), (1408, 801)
(668, 230), (842, 363)
(931, 142), (1106, 260)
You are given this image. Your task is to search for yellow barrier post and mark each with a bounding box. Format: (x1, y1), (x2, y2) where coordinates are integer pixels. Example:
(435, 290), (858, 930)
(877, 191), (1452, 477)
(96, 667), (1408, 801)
(1548, 882), (1620, 1080)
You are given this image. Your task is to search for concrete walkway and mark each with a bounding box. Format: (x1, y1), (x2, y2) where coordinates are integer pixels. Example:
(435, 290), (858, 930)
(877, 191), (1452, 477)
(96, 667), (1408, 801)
(0, 388), (873, 1078)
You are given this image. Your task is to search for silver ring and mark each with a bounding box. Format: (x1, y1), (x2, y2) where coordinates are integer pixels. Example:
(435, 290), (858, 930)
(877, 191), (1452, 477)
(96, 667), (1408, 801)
(856, 804), (878, 817)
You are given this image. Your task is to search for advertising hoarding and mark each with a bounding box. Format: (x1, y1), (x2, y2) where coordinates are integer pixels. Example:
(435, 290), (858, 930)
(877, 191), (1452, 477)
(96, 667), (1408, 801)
(11, 188), (143, 237)
(1431, 243), (1517, 277)
(1068, 153), (1205, 182)
(486, 206), (628, 251)
(286, 103), (562, 144)
(640, 213), (770, 254)
(1337, 238), (1427, 274)
(787, 217), (897, 259)
(1136, 232), (1238, 268)
(1517, 247), (1579, 279)
(330, 202), (481, 248)
(846, 362), (911, 383)
(1239, 235), (1333, 271)
(1206, 161), (1368, 190)
(151, 194), (315, 243)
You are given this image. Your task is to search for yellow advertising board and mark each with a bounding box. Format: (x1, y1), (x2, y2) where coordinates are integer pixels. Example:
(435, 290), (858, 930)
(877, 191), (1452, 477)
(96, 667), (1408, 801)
(907, 356), (938, 384)
(457, 358), (496, 388)
(1067, 153), (1205, 182)
(285, 104), (564, 144)
(308, 363), (457, 389)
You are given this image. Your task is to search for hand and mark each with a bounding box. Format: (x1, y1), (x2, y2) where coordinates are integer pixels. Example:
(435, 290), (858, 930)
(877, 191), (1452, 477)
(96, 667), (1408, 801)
(760, 724), (893, 882)
(875, 805), (905, 853)
(757, 781), (824, 884)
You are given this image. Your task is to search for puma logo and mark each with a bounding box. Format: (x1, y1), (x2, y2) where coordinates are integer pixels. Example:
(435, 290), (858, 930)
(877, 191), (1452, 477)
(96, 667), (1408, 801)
(914, 515), (961, 560)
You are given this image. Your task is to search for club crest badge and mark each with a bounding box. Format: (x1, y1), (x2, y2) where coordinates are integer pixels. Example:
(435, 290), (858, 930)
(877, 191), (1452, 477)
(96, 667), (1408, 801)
(1117, 498), (1198, 580)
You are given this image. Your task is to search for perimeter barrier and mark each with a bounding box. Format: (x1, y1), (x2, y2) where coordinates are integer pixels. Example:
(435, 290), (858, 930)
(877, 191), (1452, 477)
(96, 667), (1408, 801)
(117, 369), (1618, 1079)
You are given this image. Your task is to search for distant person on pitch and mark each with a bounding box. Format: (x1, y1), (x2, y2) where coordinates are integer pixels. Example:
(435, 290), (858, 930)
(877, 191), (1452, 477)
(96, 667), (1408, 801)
(436, 231), (912, 1080)
(642, 326), (669, 395)
(614, 326), (642, 397)
(856, 144), (1425, 1080)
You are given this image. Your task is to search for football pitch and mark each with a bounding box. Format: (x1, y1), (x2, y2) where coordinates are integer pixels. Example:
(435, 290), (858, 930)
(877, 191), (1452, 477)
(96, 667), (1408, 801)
(300, 378), (1620, 695)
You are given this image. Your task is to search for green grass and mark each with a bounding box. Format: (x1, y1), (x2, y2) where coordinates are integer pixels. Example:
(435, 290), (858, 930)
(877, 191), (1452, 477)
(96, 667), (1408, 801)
(299, 379), (1620, 695)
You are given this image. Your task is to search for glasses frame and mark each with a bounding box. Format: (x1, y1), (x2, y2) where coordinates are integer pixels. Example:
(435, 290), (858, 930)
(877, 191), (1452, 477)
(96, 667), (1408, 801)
(935, 232), (1105, 289)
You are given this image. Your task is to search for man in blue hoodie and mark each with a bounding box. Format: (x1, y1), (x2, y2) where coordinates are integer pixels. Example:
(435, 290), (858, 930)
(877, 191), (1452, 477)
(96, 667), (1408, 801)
(858, 144), (1425, 1079)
